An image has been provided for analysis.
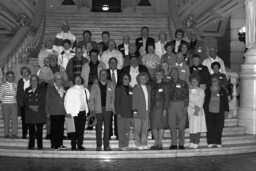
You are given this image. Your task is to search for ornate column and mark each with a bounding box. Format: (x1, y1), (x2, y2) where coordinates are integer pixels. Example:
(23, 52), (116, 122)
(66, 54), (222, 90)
(238, 0), (256, 134)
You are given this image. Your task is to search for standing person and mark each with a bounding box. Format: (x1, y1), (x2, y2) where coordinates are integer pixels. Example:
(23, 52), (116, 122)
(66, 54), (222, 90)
(64, 75), (90, 150)
(89, 69), (115, 151)
(24, 74), (46, 149)
(187, 73), (207, 149)
(17, 67), (31, 139)
(160, 42), (176, 68)
(180, 42), (193, 66)
(155, 32), (167, 58)
(150, 68), (168, 150)
(97, 31), (110, 52)
(210, 62), (229, 93)
(166, 68), (189, 150)
(38, 39), (58, 68)
(172, 52), (190, 85)
(141, 44), (160, 78)
(45, 72), (67, 150)
(135, 26), (155, 57)
(115, 73), (133, 150)
(77, 30), (97, 50)
(118, 34), (131, 57)
(132, 72), (151, 150)
(0, 71), (18, 138)
(38, 57), (54, 86)
(170, 29), (187, 53)
(204, 76), (229, 148)
(58, 39), (75, 70)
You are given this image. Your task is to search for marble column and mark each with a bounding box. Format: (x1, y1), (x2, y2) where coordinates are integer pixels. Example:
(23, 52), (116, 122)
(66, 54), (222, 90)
(238, 0), (256, 134)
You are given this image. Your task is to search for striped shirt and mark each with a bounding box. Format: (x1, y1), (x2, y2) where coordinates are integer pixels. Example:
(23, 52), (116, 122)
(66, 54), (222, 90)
(0, 82), (17, 104)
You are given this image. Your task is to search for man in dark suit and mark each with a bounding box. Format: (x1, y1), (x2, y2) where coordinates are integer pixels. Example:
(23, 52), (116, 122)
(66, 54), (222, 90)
(135, 26), (155, 57)
(118, 34), (130, 57)
(97, 31), (110, 52)
(170, 29), (187, 53)
(77, 30), (97, 50)
(106, 57), (122, 139)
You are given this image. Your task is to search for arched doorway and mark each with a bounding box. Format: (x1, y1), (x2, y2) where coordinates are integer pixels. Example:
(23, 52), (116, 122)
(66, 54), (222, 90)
(92, 0), (121, 12)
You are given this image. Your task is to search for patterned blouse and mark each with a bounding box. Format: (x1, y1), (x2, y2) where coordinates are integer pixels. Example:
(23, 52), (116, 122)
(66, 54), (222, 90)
(142, 53), (160, 77)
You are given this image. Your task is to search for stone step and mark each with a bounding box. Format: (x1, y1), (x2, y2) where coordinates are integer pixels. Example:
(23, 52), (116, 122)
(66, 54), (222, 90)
(0, 135), (255, 149)
(0, 142), (256, 159)
(0, 126), (247, 138)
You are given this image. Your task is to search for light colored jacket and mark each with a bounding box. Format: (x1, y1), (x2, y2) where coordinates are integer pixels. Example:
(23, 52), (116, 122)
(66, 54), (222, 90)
(89, 80), (115, 113)
(81, 61), (106, 88)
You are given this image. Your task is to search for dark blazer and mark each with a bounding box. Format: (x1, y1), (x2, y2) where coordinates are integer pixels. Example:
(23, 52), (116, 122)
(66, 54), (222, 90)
(190, 64), (211, 88)
(204, 88), (229, 127)
(24, 85), (47, 124)
(135, 37), (155, 56)
(122, 64), (149, 75)
(170, 39), (187, 53)
(17, 78), (28, 116)
(115, 85), (133, 118)
(45, 85), (66, 116)
(106, 69), (122, 86)
(97, 41), (109, 52)
(132, 84), (151, 120)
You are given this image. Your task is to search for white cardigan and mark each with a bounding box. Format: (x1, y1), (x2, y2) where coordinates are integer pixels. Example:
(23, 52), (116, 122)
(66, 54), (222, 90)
(64, 85), (90, 117)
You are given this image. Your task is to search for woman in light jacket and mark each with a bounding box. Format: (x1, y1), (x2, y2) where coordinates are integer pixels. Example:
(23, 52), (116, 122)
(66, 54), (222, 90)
(187, 73), (207, 149)
(115, 73), (133, 150)
(132, 72), (151, 150)
(89, 69), (115, 151)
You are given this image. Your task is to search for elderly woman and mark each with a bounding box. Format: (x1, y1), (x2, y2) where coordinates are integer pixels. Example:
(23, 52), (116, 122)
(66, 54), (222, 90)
(115, 73), (133, 150)
(155, 32), (167, 58)
(45, 72), (67, 150)
(0, 71), (18, 138)
(204, 76), (229, 148)
(150, 68), (168, 150)
(38, 57), (54, 85)
(64, 75), (89, 150)
(24, 74), (46, 149)
(89, 69), (115, 151)
(210, 62), (228, 94)
(17, 67), (31, 139)
(179, 42), (193, 66)
(187, 73), (207, 149)
(132, 72), (151, 150)
(13, 52), (34, 83)
(160, 42), (176, 69)
(142, 44), (160, 78)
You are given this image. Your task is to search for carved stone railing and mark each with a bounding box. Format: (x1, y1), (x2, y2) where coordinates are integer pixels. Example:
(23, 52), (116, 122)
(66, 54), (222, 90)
(227, 71), (239, 118)
(0, 0), (45, 81)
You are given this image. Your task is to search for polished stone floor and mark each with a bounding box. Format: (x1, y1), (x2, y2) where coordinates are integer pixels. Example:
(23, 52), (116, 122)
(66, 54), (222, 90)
(1, 153), (256, 171)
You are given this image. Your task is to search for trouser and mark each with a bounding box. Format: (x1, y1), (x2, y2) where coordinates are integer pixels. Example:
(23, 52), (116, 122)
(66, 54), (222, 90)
(20, 106), (28, 138)
(206, 112), (224, 145)
(2, 104), (18, 136)
(117, 117), (131, 148)
(46, 117), (51, 136)
(96, 107), (111, 148)
(70, 111), (86, 148)
(189, 133), (201, 144)
(134, 112), (149, 147)
(50, 115), (65, 149)
(28, 123), (44, 148)
(110, 112), (118, 138)
(168, 101), (187, 146)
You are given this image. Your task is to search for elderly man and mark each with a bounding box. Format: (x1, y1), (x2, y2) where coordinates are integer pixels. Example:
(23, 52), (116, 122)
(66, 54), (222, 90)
(38, 39), (58, 68)
(166, 67), (189, 150)
(202, 46), (227, 77)
(77, 30), (97, 50)
(54, 21), (77, 53)
(135, 26), (155, 57)
(118, 34), (130, 57)
(101, 39), (124, 70)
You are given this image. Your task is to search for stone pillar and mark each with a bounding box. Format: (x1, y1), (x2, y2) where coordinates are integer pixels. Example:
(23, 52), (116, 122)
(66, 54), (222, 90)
(238, 0), (256, 134)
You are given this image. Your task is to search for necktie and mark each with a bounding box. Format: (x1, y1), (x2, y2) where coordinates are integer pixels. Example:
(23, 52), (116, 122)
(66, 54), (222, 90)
(112, 71), (116, 85)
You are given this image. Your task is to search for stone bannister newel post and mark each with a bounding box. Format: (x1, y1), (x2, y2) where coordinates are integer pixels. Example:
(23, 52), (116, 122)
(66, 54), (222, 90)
(238, 0), (256, 134)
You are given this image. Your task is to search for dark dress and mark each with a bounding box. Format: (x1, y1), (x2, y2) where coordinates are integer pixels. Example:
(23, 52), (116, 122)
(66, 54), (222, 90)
(150, 82), (168, 129)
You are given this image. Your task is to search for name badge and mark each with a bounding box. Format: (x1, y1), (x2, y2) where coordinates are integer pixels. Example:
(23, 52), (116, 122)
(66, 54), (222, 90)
(176, 84), (181, 88)
(166, 76), (171, 79)
(193, 68), (197, 71)
(217, 94), (220, 96)
(139, 40), (143, 43)
(120, 48), (124, 50)
(108, 88), (112, 91)
(129, 91), (133, 95)
(181, 69), (186, 73)
(198, 67), (202, 70)
(219, 76), (223, 79)
(158, 88), (163, 92)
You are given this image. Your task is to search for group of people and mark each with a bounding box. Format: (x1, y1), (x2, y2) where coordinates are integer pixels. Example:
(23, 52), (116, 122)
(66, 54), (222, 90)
(0, 23), (229, 151)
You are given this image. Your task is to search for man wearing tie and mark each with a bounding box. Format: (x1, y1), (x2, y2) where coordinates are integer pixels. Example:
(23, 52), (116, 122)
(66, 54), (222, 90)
(107, 57), (122, 139)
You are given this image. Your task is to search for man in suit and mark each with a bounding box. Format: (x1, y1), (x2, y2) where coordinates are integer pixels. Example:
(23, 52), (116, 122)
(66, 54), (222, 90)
(106, 57), (122, 139)
(135, 26), (155, 57)
(122, 56), (149, 87)
(118, 34), (130, 57)
(77, 30), (97, 50)
(97, 31), (110, 52)
(170, 29), (187, 53)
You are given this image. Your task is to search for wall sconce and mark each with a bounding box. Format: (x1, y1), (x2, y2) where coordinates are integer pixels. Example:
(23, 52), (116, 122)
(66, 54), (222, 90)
(16, 13), (31, 26)
(238, 26), (246, 43)
(102, 4), (109, 11)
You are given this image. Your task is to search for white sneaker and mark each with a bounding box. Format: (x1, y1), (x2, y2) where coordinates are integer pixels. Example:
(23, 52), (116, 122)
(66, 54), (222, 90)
(193, 144), (199, 149)
(143, 146), (149, 150)
(137, 146), (144, 150)
(208, 144), (214, 148)
(216, 144), (222, 148)
(189, 143), (194, 148)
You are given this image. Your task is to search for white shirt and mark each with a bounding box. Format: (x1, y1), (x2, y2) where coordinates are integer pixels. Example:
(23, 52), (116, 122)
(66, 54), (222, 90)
(64, 85), (90, 116)
(174, 40), (181, 53)
(202, 56), (227, 77)
(155, 41), (166, 58)
(141, 85), (149, 111)
(129, 66), (139, 87)
(124, 44), (129, 56)
(23, 78), (30, 91)
(55, 31), (76, 53)
(38, 48), (58, 68)
(58, 49), (75, 70)
(101, 49), (124, 69)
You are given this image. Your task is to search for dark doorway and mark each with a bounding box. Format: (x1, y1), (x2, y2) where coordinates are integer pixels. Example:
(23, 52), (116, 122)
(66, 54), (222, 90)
(92, 0), (121, 12)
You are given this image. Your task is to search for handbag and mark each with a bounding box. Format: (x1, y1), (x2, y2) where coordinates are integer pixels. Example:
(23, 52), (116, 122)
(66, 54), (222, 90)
(65, 117), (75, 133)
